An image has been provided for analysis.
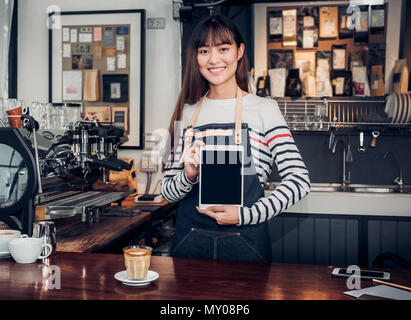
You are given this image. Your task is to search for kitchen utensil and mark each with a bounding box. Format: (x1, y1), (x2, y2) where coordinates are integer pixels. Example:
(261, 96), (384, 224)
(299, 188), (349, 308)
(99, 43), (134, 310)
(329, 127), (336, 150)
(357, 131), (366, 153)
(346, 127), (354, 163)
(370, 131), (380, 148)
(32, 221), (56, 256)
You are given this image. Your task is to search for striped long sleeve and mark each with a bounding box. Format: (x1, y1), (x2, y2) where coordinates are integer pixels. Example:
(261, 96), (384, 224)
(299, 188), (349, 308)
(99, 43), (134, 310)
(161, 95), (310, 224)
(161, 132), (198, 202)
(238, 102), (311, 225)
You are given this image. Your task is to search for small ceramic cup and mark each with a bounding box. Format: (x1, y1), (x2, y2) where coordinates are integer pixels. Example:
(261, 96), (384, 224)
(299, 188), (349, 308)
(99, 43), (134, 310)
(8, 237), (52, 264)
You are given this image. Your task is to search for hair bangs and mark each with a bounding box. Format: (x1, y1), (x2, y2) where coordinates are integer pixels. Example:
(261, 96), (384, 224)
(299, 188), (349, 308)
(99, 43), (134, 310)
(195, 21), (235, 48)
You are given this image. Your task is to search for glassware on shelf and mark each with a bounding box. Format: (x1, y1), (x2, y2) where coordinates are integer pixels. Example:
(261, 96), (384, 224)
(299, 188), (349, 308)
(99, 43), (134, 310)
(304, 114), (315, 130)
(313, 104), (329, 131)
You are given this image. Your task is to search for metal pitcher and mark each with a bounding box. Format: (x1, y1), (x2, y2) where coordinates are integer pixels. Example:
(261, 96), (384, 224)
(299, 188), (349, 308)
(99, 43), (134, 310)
(32, 221), (56, 256)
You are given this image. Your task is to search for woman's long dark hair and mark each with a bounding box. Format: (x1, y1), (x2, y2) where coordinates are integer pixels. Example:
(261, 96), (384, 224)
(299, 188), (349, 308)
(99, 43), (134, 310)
(167, 14), (250, 161)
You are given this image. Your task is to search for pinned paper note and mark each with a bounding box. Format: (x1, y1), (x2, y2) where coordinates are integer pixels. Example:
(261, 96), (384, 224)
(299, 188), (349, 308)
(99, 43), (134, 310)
(116, 26), (129, 35)
(63, 28), (70, 42)
(79, 33), (92, 43)
(94, 27), (102, 42)
(70, 29), (78, 43)
(63, 70), (82, 101)
(117, 36), (125, 51)
(63, 43), (71, 58)
(107, 57), (116, 71)
(117, 54), (127, 69)
(103, 27), (115, 46)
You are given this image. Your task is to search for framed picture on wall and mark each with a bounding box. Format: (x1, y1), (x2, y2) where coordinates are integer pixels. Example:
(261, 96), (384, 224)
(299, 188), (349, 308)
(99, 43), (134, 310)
(48, 9), (145, 149)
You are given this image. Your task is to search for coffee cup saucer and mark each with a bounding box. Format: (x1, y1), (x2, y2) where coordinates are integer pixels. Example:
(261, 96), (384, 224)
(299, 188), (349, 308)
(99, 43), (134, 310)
(114, 270), (159, 287)
(0, 251), (11, 259)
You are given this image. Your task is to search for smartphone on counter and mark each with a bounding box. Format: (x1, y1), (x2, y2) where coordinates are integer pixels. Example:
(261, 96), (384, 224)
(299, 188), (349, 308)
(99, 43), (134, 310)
(331, 268), (390, 281)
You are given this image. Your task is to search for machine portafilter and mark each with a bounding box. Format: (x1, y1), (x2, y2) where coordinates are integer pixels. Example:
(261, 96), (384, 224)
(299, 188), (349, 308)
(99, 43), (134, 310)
(66, 121), (132, 178)
(21, 114), (43, 193)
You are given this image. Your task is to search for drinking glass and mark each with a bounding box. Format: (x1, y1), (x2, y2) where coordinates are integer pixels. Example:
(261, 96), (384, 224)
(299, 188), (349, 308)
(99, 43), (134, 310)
(0, 99), (7, 127)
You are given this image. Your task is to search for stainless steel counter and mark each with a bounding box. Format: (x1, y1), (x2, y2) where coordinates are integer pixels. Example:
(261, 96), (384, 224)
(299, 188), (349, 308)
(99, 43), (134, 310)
(264, 183), (411, 217)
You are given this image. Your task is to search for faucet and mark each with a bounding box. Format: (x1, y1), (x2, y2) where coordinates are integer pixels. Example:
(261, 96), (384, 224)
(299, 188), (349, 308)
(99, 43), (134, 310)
(331, 139), (350, 191)
(383, 151), (404, 192)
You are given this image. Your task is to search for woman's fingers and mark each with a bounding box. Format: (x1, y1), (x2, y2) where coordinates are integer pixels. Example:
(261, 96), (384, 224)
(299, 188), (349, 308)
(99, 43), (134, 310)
(186, 140), (205, 167)
(196, 205), (239, 225)
(196, 206), (227, 225)
(208, 206), (226, 212)
(196, 206), (216, 218)
(193, 140), (206, 148)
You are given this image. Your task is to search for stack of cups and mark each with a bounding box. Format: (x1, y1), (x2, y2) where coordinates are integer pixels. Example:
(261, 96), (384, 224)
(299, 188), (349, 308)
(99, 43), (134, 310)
(3, 99), (26, 128)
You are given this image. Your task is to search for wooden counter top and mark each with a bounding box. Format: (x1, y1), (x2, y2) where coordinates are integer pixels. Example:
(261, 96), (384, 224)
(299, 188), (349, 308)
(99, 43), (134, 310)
(56, 212), (151, 253)
(1, 252), (410, 300)
(55, 196), (178, 253)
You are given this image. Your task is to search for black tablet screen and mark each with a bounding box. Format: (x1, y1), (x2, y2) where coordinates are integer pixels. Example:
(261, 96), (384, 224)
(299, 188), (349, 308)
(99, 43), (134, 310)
(200, 149), (242, 205)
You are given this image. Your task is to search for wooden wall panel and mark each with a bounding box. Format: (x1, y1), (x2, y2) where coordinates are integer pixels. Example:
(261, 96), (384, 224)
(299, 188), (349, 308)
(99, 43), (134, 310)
(314, 217), (330, 265)
(298, 216), (314, 264)
(283, 216), (299, 264)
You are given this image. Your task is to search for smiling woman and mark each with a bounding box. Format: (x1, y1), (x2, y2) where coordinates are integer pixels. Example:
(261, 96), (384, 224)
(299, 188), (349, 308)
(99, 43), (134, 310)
(161, 14), (311, 263)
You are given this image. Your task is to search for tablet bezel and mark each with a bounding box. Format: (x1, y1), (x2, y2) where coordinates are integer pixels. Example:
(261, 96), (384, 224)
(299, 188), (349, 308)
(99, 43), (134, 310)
(199, 145), (244, 210)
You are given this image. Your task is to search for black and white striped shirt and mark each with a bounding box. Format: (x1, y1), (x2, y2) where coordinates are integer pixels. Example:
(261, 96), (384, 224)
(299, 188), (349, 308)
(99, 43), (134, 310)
(161, 94), (311, 226)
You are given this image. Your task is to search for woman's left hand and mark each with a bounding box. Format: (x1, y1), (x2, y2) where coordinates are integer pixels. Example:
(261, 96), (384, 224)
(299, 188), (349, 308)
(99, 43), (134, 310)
(196, 205), (239, 225)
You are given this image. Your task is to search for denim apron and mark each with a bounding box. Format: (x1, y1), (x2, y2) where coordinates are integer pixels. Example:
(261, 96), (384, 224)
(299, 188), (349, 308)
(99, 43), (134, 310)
(170, 88), (272, 262)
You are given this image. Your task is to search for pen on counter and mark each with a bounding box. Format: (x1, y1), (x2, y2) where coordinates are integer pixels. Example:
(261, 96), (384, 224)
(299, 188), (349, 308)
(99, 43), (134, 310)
(372, 279), (411, 292)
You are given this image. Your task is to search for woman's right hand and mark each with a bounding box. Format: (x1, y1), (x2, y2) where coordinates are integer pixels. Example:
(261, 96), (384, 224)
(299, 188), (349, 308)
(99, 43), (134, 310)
(182, 140), (205, 181)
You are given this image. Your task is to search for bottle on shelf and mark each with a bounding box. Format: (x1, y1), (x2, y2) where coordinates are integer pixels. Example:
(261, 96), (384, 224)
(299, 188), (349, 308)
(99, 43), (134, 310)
(256, 71), (270, 97)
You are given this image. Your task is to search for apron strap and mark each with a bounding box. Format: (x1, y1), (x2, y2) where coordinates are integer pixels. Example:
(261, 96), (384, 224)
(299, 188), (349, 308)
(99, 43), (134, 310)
(234, 87), (242, 145)
(185, 87), (243, 147)
(183, 91), (208, 149)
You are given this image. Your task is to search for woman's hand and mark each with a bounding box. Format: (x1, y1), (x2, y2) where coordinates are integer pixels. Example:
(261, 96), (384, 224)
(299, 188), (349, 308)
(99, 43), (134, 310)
(196, 205), (239, 225)
(182, 140), (205, 182)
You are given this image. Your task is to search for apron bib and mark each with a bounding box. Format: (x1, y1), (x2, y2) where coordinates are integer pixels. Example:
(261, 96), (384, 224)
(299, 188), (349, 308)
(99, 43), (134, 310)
(171, 88), (272, 262)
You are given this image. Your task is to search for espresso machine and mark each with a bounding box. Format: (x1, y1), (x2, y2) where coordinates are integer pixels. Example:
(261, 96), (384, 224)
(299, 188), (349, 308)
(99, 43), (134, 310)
(0, 116), (136, 235)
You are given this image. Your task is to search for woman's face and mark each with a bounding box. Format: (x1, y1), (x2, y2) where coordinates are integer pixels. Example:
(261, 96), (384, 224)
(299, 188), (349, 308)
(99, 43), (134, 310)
(197, 37), (244, 88)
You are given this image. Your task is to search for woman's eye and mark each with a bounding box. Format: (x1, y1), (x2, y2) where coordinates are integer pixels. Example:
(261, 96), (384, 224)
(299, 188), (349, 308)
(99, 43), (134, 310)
(219, 47), (230, 52)
(198, 49), (208, 54)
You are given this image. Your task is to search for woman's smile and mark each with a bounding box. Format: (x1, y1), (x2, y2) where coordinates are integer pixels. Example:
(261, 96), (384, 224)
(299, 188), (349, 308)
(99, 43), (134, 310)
(207, 66), (226, 74)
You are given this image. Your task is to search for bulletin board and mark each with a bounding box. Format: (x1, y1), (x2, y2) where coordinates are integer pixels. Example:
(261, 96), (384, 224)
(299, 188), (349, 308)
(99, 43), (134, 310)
(48, 10), (146, 149)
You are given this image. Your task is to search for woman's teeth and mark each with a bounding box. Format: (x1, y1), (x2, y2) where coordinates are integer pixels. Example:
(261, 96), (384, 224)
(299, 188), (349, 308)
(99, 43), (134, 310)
(209, 67), (225, 73)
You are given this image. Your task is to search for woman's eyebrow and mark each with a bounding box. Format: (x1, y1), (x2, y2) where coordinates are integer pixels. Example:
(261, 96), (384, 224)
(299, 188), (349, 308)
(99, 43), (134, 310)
(214, 41), (232, 46)
(198, 40), (232, 47)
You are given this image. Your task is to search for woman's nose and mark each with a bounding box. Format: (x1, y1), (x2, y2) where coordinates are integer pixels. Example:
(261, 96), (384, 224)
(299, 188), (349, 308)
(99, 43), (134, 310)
(208, 48), (219, 63)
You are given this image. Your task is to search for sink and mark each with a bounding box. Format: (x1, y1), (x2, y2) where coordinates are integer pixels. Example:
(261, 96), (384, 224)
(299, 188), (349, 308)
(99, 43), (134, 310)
(349, 184), (411, 194)
(264, 182), (411, 194)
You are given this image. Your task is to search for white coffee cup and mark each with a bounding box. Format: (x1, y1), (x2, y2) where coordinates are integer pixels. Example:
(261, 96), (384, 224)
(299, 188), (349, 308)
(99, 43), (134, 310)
(0, 230), (28, 252)
(8, 237), (52, 264)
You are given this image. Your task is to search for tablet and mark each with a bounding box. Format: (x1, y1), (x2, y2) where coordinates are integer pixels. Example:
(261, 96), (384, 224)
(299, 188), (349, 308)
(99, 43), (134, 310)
(199, 145), (244, 210)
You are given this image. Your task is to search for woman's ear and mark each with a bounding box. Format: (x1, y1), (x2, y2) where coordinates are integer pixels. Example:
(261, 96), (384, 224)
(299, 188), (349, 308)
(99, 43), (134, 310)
(237, 43), (245, 61)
